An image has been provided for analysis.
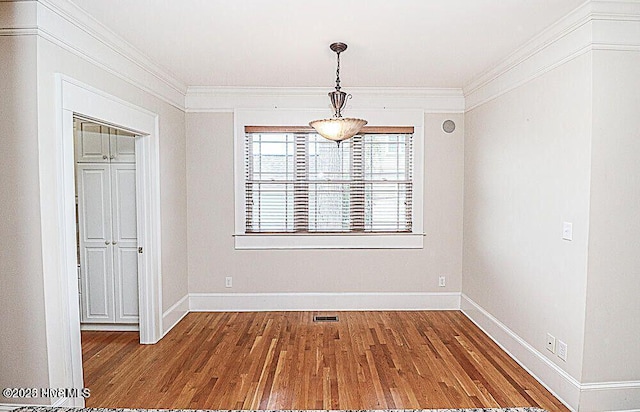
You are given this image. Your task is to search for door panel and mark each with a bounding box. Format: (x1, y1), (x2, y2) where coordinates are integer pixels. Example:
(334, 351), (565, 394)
(77, 164), (115, 322)
(81, 246), (114, 322)
(110, 129), (136, 163)
(114, 247), (139, 322)
(75, 122), (109, 163)
(111, 164), (137, 242)
(77, 166), (112, 241)
(111, 163), (139, 322)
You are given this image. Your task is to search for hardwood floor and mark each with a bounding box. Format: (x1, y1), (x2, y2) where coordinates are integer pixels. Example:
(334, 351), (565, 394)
(82, 311), (568, 411)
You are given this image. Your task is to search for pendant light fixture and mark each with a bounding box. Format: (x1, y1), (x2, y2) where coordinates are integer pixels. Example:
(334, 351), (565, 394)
(309, 42), (367, 146)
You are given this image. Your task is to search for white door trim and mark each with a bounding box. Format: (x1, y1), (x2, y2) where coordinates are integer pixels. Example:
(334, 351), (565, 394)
(55, 75), (163, 403)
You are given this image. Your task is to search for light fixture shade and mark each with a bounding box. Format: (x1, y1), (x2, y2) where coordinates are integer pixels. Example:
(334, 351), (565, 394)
(309, 117), (368, 143)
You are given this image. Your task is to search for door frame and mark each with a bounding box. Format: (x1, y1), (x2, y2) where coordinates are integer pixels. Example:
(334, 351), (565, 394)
(55, 75), (163, 403)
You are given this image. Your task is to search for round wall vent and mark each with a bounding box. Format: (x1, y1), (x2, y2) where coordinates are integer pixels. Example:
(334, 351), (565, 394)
(442, 120), (456, 133)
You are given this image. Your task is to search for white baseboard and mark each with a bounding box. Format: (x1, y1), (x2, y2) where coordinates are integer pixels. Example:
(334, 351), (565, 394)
(461, 293), (640, 412)
(579, 381), (640, 412)
(0, 396), (76, 411)
(80, 323), (139, 331)
(189, 291), (461, 312)
(461, 293), (581, 411)
(162, 294), (189, 337)
(460, 293), (580, 411)
(51, 397), (73, 407)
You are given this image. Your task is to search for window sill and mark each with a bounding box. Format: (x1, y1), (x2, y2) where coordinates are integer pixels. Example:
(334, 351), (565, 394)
(234, 233), (424, 250)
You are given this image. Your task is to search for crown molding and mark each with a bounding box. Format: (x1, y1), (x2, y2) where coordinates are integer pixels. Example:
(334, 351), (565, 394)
(6, 0), (640, 115)
(1, 0), (186, 108)
(37, 0), (187, 108)
(185, 86), (465, 113)
(0, 0), (187, 109)
(464, 0), (640, 111)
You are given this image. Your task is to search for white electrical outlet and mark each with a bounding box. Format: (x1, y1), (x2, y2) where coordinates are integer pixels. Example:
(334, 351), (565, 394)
(438, 276), (446, 287)
(225, 276), (232, 288)
(557, 340), (568, 361)
(546, 333), (556, 353)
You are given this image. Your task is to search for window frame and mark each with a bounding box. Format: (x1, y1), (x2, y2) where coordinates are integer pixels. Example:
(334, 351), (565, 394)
(234, 109), (424, 249)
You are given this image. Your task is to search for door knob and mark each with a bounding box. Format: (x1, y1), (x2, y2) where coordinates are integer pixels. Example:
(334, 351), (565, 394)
(110, 155), (115, 160)
(112, 241), (118, 245)
(105, 241), (111, 245)
(102, 155), (108, 160)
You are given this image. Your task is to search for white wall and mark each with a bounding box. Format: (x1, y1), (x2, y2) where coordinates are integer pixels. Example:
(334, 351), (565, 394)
(35, 36), (188, 309)
(186, 112), (464, 302)
(463, 43), (640, 410)
(0, 15), (188, 404)
(463, 53), (593, 382)
(0, 35), (52, 405)
(582, 49), (640, 384)
(33, 34), (188, 394)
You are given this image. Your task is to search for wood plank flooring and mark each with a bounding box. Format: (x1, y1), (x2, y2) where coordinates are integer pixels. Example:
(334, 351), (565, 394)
(82, 311), (568, 411)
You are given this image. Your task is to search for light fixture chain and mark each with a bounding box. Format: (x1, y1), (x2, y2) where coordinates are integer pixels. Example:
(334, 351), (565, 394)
(335, 51), (341, 91)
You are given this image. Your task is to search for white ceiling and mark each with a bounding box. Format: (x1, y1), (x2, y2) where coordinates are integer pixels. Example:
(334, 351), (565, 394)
(71, 0), (586, 89)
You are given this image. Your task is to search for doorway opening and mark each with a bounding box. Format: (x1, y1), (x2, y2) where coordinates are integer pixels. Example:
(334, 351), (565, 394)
(73, 118), (140, 332)
(56, 75), (163, 407)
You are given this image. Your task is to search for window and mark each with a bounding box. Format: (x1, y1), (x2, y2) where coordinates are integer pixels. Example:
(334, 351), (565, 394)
(234, 109), (424, 249)
(244, 126), (413, 234)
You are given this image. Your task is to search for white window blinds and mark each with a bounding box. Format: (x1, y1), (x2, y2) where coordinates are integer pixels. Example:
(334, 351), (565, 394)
(245, 126), (413, 234)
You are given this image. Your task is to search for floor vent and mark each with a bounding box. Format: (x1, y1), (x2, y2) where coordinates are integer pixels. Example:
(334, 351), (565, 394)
(313, 315), (339, 322)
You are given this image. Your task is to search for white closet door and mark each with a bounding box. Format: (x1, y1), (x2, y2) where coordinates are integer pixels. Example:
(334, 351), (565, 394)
(77, 164), (115, 323)
(111, 164), (139, 323)
(75, 122), (110, 163)
(109, 129), (136, 163)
